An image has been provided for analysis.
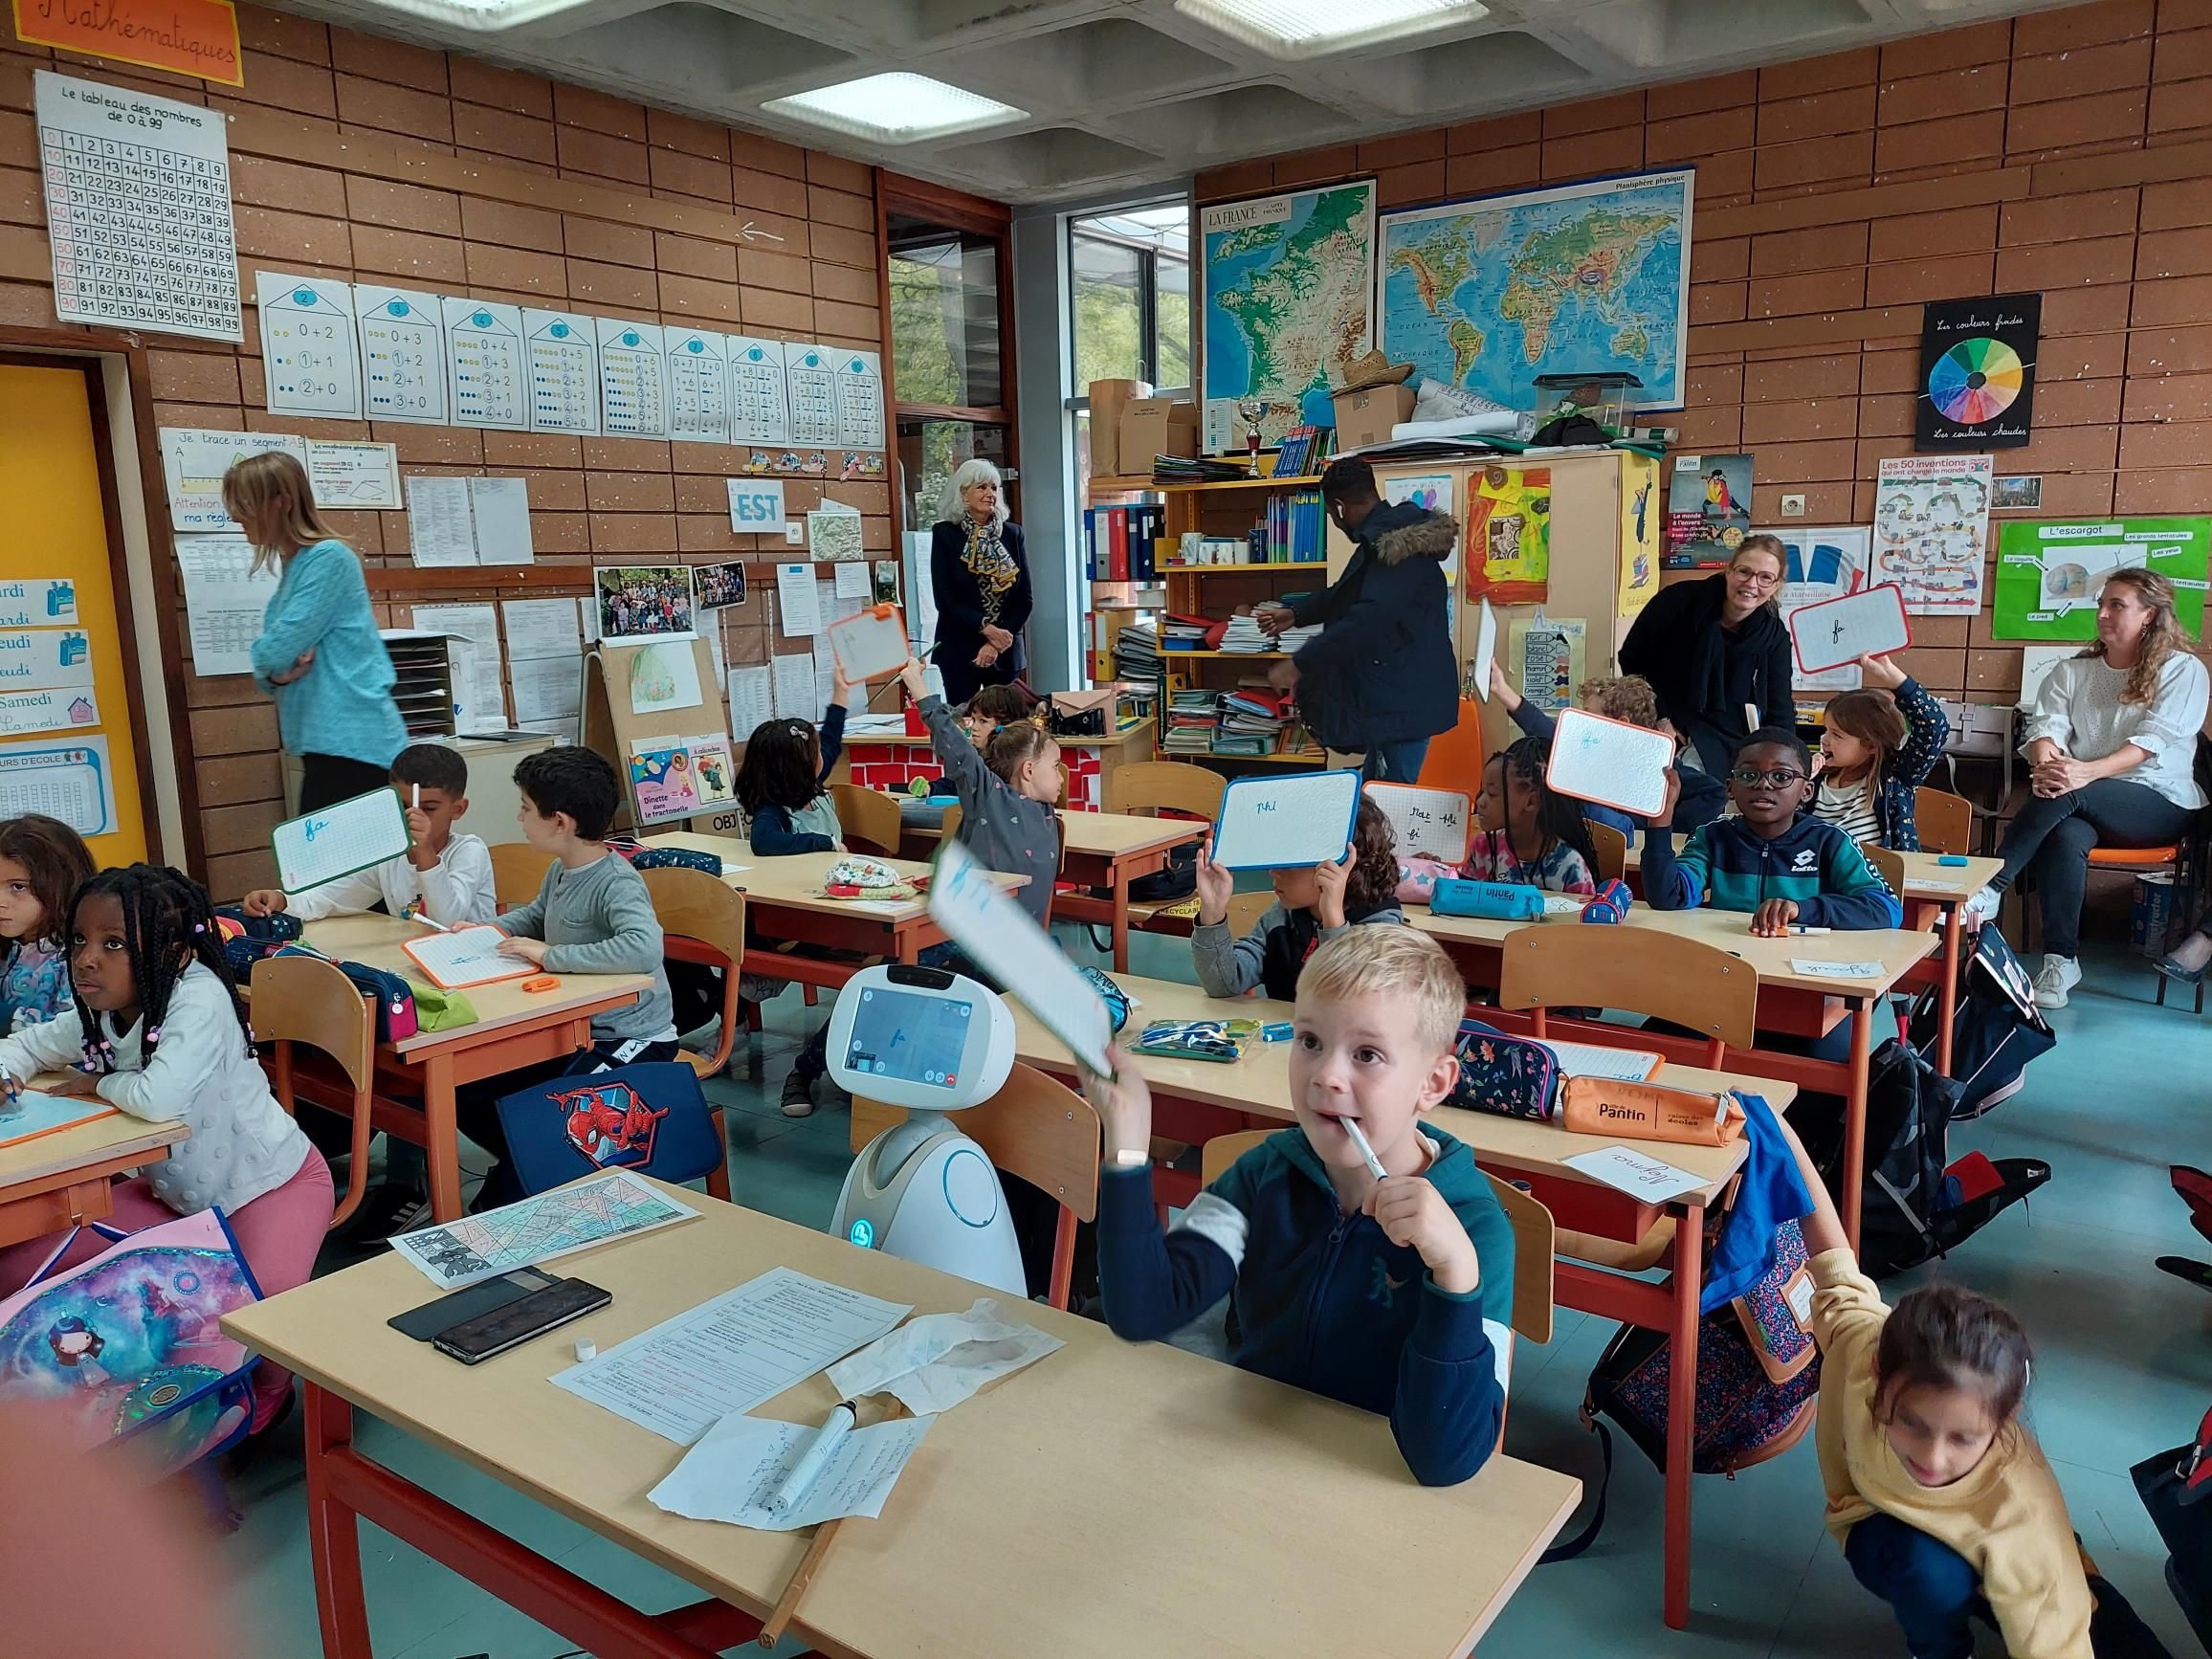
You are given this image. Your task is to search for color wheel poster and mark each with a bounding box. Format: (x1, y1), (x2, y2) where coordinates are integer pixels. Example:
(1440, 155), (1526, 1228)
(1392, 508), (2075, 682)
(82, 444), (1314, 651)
(1993, 519), (2210, 642)
(1872, 454), (1991, 614)
(1916, 294), (2038, 452)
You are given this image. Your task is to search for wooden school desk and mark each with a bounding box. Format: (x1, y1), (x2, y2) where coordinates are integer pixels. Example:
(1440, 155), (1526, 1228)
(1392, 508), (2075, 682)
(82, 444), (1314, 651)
(285, 916), (653, 1225)
(223, 1180), (1582, 1659)
(854, 971), (1793, 1633)
(0, 1096), (187, 1248)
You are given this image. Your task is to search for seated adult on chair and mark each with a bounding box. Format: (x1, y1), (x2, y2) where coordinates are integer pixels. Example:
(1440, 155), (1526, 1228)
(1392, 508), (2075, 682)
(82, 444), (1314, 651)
(1963, 569), (2209, 1009)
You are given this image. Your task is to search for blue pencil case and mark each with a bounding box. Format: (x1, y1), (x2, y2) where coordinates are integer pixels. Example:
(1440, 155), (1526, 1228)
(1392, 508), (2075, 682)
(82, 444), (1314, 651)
(1430, 878), (1547, 920)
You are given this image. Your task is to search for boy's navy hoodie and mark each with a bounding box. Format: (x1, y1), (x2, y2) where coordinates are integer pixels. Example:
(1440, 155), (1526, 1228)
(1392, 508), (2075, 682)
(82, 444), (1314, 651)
(1096, 1126), (1514, 1486)
(1641, 814), (1903, 929)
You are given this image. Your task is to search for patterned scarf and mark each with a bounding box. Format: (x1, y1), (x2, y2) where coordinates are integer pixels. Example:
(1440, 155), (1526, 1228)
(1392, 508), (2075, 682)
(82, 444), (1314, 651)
(962, 515), (1019, 628)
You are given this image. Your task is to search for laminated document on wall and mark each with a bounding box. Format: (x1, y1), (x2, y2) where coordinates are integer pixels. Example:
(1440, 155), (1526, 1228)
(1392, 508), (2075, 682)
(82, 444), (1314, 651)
(305, 441), (400, 510)
(0, 629), (96, 692)
(598, 320), (669, 438)
(784, 343), (840, 448)
(175, 534), (280, 676)
(727, 336), (791, 447)
(405, 477), (534, 566)
(255, 273), (362, 419)
(355, 285), (447, 424)
(159, 428), (309, 532)
(834, 349), (886, 451)
(0, 736), (116, 839)
(443, 298), (528, 431)
(666, 328), (732, 444)
(522, 309), (601, 435)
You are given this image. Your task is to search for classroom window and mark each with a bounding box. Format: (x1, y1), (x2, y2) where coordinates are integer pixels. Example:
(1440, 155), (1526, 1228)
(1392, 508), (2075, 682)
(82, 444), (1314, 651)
(888, 217), (1005, 412)
(1068, 203), (1191, 395)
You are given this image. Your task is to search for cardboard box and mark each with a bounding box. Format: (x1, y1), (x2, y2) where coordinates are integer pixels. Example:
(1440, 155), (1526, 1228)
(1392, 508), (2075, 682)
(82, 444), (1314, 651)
(1331, 384), (1417, 451)
(1087, 378), (1148, 479)
(1118, 397), (1199, 469)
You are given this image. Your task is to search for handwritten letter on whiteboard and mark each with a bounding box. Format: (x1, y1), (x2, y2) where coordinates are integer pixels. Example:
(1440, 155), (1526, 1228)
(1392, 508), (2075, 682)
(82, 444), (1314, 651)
(1546, 708), (1673, 819)
(1363, 783), (1471, 865)
(1788, 583), (1913, 675)
(1211, 769), (1363, 871)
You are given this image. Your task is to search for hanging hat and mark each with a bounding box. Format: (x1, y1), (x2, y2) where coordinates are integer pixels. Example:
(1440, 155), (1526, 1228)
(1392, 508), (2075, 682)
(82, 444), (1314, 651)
(1332, 348), (1415, 394)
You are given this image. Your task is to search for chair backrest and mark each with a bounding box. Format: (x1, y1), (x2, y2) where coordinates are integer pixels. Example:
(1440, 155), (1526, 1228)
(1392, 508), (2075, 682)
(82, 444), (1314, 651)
(1201, 1127), (1272, 1186)
(491, 842), (557, 910)
(1224, 889), (1276, 939)
(1483, 1173), (1555, 1344)
(939, 801), (963, 843)
(1583, 820), (1628, 885)
(251, 953), (376, 1231)
(1106, 761), (1227, 821)
(1913, 786), (1973, 855)
(1495, 926), (1757, 1061)
(830, 782), (904, 858)
(641, 867), (745, 1074)
(1867, 845), (1908, 896)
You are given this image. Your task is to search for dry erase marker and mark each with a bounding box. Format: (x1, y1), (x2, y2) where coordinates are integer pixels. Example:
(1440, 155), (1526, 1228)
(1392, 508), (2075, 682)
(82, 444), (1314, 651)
(1338, 1116), (1387, 1182)
(1784, 924), (1832, 935)
(411, 783), (420, 812)
(409, 912), (451, 932)
(768, 1402), (855, 1515)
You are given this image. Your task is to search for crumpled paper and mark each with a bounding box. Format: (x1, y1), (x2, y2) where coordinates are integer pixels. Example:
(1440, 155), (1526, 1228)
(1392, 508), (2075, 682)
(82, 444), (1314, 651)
(826, 1297), (1063, 1414)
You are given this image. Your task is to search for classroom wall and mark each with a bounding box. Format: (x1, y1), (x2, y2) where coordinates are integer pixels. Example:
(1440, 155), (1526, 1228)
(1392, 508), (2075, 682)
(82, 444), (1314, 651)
(0, 6), (897, 896)
(1194, 0), (2212, 707)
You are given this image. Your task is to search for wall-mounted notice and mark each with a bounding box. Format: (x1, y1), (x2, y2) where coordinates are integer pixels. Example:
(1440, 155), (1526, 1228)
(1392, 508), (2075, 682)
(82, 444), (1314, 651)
(775, 564), (822, 635)
(305, 441), (401, 510)
(0, 687), (99, 739)
(523, 309), (601, 435)
(0, 735), (116, 838)
(0, 581), (78, 630)
(835, 350), (886, 451)
(599, 320), (669, 438)
(174, 533), (279, 676)
(726, 477), (788, 537)
(666, 329), (731, 444)
(404, 476), (476, 568)
(355, 286), (447, 424)
(785, 344), (840, 449)
(411, 603), (505, 733)
(35, 73), (240, 343)
(444, 298), (528, 431)
(728, 336), (791, 447)
(159, 428), (308, 532)
(255, 273), (362, 418)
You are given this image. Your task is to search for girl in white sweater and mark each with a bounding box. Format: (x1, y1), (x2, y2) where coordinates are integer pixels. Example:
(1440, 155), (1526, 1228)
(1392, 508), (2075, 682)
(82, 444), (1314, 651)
(0, 866), (331, 1430)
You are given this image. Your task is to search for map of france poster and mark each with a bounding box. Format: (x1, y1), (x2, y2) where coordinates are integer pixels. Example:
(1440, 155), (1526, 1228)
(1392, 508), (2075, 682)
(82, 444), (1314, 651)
(1379, 167), (1693, 412)
(1202, 181), (1378, 452)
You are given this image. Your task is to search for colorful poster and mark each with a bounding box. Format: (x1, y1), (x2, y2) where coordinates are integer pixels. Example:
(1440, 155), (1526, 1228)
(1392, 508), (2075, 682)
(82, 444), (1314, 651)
(1918, 293), (2038, 453)
(1464, 465), (1550, 603)
(1994, 519), (2210, 641)
(1511, 617), (1585, 716)
(1774, 525), (1872, 693)
(1383, 473), (1453, 515)
(1618, 453), (1660, 617)
(629, 741), (702, 823)
(1873, 454), (1992, 614)
(687, 735), (735, 807)
(1664, 453), (1752, 567)
(0, 735), (115, 836)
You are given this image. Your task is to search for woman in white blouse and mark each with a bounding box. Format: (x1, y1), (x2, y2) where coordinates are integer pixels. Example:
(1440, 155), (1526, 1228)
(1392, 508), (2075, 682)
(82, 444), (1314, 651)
(1965, 568), (2208, 1007)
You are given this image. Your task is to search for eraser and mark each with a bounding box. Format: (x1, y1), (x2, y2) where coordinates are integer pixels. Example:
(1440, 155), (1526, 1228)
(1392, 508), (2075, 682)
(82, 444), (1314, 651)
(573, 1338), (597, 1361)
(520, 975), (559, 993)
(1937, 855), (1969, 867)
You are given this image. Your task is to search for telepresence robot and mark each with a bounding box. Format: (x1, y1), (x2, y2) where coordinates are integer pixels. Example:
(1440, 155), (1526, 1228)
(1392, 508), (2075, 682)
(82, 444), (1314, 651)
(826, 962), (1025, 1295)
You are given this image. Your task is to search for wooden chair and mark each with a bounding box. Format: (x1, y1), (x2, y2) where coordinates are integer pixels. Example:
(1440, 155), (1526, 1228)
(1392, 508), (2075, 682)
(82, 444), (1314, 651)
(1105, 760), (1227, 821)
(491, 842), (556, 911)
(1867, 845), (1908, 898)
(252, 953), (377, 1231)
(1913, 786), (1974, 855)
(939, 802), (962, 843)
(1223, 889), (1275, 939)
(857, 1062), (1100, 1309)
(638, 867), (739, 1200)
(1584, 820), (1628, 885)
(1495, 926), (1756, 1068)
(830, 783), (903, 858)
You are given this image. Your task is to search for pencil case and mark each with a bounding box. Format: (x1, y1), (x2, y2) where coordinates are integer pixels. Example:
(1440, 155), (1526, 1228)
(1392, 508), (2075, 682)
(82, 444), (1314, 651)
(1429, 878), (1546, 920)
(1448, 1018), (1559, 1121)
(1132, 1020), (1249, 1064)
(1559, 1077), (1746, 1146)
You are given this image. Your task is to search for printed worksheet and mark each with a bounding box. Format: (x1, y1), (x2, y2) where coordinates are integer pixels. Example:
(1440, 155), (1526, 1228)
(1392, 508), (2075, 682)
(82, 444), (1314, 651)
(727, 665), (773, 737)
(159, 427), (309, 532)
(728, 336), (791, 446)
(598, 319), (669, 437)
(255, 273), (361, 418)
(784, 343), (840, 448)
(775, 564), (822, 634)
(355, 285), (448, 424)
(650, 1413), (931, 1531)
(443, 298), (528, 430)
(523, 309), (601, 434)
(175, 534), (279, 675)
(404, 476), (476, 567)
(665, 328), (731, 444)
(305, 441), (401, 510)
(834, 349), (886, 451)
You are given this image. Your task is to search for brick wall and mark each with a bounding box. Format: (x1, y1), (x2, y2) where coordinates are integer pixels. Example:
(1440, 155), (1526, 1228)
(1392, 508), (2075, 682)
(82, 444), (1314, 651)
(0, 7), (896, 896)
(1197, 0), (2212, 708)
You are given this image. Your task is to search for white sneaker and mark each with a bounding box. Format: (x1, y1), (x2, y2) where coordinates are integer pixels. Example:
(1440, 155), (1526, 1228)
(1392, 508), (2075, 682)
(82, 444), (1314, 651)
(1963, 885), (2003, 925)
(2032, 954), (2081, 1008)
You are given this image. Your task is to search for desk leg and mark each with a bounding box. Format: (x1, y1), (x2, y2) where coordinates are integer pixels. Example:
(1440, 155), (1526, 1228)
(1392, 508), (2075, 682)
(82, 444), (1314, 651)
(1663, 1204), (1703, 1632)
(1842, 999), (1873, 1250)
(306, 1385), (372, 1659)
(423, 1053), (463, 1224)
(1936, 903), (1961, 1077)
(1112, 864), (1132, 973)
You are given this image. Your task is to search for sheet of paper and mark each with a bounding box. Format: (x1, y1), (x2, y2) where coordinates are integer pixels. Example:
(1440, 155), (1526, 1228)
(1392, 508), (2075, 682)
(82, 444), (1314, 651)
(388, 1170), (697, 1291)
(808, 509), (865, 563)
(726, 476), (787, 539)
(826, 607), (910, 683)
(598, 319), (669, 437)
(511, 656), (582, 724)
(1211, 769), (1363, 871)
(0, 737), (116, 837)
(502, 598), (580, 661)
(708, 623), (727, 700)
(771, 653), (816, 720)
(0, 580), (78, 630)
(0, 687), (98, 739)
(1789, 583), (1911, 675)
(784, 343), (840, 448)
(1561, 1146), (1708, 1205)
(832, 348), (887, 450)
(826, 1297), (1063, 1415)
(405, 475), (476, 566)
(160, 428), (308, 532)
(1535, 1041), (1664, 1082)
(928, 839), (1114, 1075)
(355, 285), (447, 423)
(812, 632), (836, 712)
(522, 308), (600, 435)
(628, 640), (702, 715)
(304, 440), (400, 509)
(411, 603), (504, 732)
(0, 1089), (117, 1149)
(0, 629), (94, 692)
(1472, 597), (1497, 702)
(728, 335), (791, 447)
(1540, 893), (1587, 916)
(552, 1267), (912, 1445)
(1546, 707), (1672, 818)
(273, 786), (409, 892)
(666, 327), (731, 444)
(776, 564), (822, 635)
(1362, 782), (1471, 865)
(174, 534), (280, 676)
(256, 272), (362, 418)
(442, 297), (528, 431)
(728, 666), (773, 739)
(834, 562), (872, 600)
(402, 923), (532, 989)
(649, 1411), (929, 1532)
(468, 476), (535, 564)
(1789, 959), (1887, 978)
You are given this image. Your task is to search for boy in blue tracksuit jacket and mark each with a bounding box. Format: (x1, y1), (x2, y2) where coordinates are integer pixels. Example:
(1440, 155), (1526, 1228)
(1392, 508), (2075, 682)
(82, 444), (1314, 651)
(1090, 927), (1514, 1486)
(1643, 727), (1903, 936)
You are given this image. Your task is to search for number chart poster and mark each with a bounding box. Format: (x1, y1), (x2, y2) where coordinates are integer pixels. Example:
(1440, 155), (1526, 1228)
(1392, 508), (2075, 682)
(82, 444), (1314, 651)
(1872, 453), (1992, 614)
(1993, 519), (2209, 641)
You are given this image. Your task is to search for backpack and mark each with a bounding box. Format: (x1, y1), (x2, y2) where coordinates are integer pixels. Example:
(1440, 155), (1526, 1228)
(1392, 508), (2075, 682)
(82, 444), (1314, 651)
(2134, 1406), (2212, 1655)
(1127, 841), (1197, 902)
(1905, 923), (2055, 1121)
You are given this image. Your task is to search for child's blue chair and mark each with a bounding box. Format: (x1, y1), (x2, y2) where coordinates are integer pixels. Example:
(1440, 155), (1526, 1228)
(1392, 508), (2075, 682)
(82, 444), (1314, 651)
(492, 1062), (726, 1199)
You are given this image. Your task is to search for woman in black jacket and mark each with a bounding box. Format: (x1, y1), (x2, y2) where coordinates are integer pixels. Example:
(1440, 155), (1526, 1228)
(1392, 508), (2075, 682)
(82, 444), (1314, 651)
(930, 458), (1033, 706)
(1620, 533), (1795, 778)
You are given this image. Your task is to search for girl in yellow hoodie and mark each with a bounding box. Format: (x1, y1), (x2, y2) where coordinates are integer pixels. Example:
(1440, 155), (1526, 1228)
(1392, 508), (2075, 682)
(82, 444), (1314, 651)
(1775, 1111), (2095, 1659)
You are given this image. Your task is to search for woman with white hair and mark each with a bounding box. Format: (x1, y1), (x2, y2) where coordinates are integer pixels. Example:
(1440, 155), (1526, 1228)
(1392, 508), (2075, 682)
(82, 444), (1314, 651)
(930, 458), (1033, 704)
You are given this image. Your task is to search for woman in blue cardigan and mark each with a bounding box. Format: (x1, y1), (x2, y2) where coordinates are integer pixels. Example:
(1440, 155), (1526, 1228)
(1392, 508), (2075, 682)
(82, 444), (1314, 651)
(228, 453), (408, 810)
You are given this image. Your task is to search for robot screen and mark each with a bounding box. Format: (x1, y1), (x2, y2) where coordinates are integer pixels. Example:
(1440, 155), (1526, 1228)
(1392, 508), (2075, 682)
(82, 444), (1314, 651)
(842, 985), (975, 1089)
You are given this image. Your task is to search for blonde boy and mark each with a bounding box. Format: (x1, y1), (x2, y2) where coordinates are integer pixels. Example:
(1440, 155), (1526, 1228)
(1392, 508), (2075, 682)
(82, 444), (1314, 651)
(1090, 927), (1514, 1485)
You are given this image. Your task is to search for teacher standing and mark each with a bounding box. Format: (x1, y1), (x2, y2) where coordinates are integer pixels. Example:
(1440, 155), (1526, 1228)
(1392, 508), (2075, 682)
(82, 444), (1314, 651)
(930, 458), (1032, 707)
(230, 453), (408, 811)
(1619, 534), (1796, 779)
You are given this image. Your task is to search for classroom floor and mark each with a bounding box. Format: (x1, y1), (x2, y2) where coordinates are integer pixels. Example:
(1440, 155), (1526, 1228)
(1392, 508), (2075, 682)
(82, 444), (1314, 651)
(223, 915), (2212, 1658)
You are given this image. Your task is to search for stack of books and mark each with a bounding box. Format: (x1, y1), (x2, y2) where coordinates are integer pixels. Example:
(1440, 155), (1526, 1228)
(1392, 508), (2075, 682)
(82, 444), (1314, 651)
(1219, 686), (1291, 751)
(1161, 614), (1213, 653)
(1270, 427), (1334, 477)
(1275, 622), (1323, 653)
(1163, 689), (1221, 754)
(1113, 623), (1158, 681)
(1152, 454), (1250, 484)
(1217, 614), (1272, 653)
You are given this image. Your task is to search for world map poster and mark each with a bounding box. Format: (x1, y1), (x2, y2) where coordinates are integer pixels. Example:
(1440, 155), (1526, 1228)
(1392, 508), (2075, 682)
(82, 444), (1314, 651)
(1201, 181), (1378, 451)
(1379, 167), (1693, 411)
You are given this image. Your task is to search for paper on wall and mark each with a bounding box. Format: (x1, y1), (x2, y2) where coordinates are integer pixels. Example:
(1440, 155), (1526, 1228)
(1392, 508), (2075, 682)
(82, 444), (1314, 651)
(666, 327), (731, 445)
(726, 476), (787, 536)
(771, 653), (816, 719)
(812, 633), (836, 713)
(0, 736), (116, 838)
(649, 1412), (929, 1532)
(1512, 616), (1586, 717)
(501, 598), (581, 661)
(1873, 454), (1992, 614)
(511, 656), (581, 725)
(628, 640), (703, 715)
(468, 477), (535, 564)
(784, 343), (840, 448)
(1788, 583), (1911, 675)
(808, 508), (865, 563)
(0, 581), (77, 629)
(175, 534), (280, 676)
(834, 562), (872, 600)
(1546, 707), (1672, 818)
(2018, 644), (2073, 710)
(304, 440), (400, 510)
(0, 687), (98, 739)
(442, 297), (528, 431)
(728, 665), (774, 739)
(355, 285), (447, 424)
(927, 839), (1114, 1075)
(776, 564), (822, 635)
(255, 273), (362, 419)
(1362, 782), (1471, 866)
(728, 335), (791, 447)
(832, 348), (886, 451)
(522, 308), (600, 435)
(405, 476), (476, 567)
(159, 428), (308, 532)
(1211, 769), (1363, 871)
(826, 1297), (1063, 1415)
(0, 629), (95, 692)
(598, 318), (669, 438)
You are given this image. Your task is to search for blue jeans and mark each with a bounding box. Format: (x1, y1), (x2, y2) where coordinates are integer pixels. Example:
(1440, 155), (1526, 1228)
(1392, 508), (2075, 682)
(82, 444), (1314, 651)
(1361, 739), (1430, 785)
(1846, 1513), (1989, 1659)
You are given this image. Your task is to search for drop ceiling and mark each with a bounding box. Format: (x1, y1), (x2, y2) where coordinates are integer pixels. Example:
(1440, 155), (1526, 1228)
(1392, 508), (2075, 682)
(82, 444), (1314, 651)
(282, 0), (2085, 204)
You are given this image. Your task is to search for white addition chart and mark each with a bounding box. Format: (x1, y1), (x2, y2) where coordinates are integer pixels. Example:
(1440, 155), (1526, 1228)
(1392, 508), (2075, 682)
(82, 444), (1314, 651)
(35, 72), (240, 343)
(666, 328), (731, 445)
(522, 309), (601, 434)
(834, 350), (886, 451)
(356, 285), (447, 424)
(443, 298), (528, 431)
(728, 336), (791, 447)
(255, 273), (362, 419)
(785, 344), (840, 448)
(598, 320), (669, 437)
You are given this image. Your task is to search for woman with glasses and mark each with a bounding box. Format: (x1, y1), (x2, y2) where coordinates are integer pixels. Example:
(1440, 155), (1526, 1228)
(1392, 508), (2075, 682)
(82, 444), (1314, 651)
(1621, 534), (1796, 779)
(931, 457), (1032, 706)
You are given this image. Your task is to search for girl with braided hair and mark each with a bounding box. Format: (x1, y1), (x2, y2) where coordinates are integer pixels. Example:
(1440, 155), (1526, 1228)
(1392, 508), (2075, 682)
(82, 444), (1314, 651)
(0, 865), (332, 1431)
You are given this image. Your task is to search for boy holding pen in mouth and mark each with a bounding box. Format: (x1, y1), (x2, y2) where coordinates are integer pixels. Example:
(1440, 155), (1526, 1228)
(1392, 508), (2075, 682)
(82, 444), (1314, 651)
(1087, 926), (1515, 1485)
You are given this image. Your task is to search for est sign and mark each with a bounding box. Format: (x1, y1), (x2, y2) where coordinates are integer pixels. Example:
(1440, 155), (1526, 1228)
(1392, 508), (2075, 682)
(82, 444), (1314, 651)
(726, 478), (789, 536)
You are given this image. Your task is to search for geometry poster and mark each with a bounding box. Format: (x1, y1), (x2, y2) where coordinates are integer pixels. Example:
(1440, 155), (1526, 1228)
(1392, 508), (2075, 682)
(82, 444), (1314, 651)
(1993, 519), (2209, 641)
(1917, 294), (2038, 452)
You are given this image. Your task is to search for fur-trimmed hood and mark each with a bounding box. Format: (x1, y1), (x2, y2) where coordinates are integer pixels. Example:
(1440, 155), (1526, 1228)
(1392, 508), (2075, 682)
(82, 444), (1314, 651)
(1360, 501), (1458, 566)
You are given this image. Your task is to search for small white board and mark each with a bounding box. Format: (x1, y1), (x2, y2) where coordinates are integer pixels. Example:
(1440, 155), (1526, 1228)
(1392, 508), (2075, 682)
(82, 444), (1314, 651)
(1789, 583), (1912, 675)
(402, 924), (535, 989)
(272, 788), (409, 894)
(1546, 708), (1673, 819)
(1363, 782), (1471, 865)
(1471, 597), (1497, 702)
(825, 605), (910, 683)
(1211, 768), (1362, 872)
(926, 839), (1113, 1074)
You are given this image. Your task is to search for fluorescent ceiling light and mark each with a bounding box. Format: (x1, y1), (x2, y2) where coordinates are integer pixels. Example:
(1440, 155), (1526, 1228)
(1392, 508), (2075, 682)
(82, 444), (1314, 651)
(763, 74), (1027, 144)
(1175, 0), (1485, 58)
